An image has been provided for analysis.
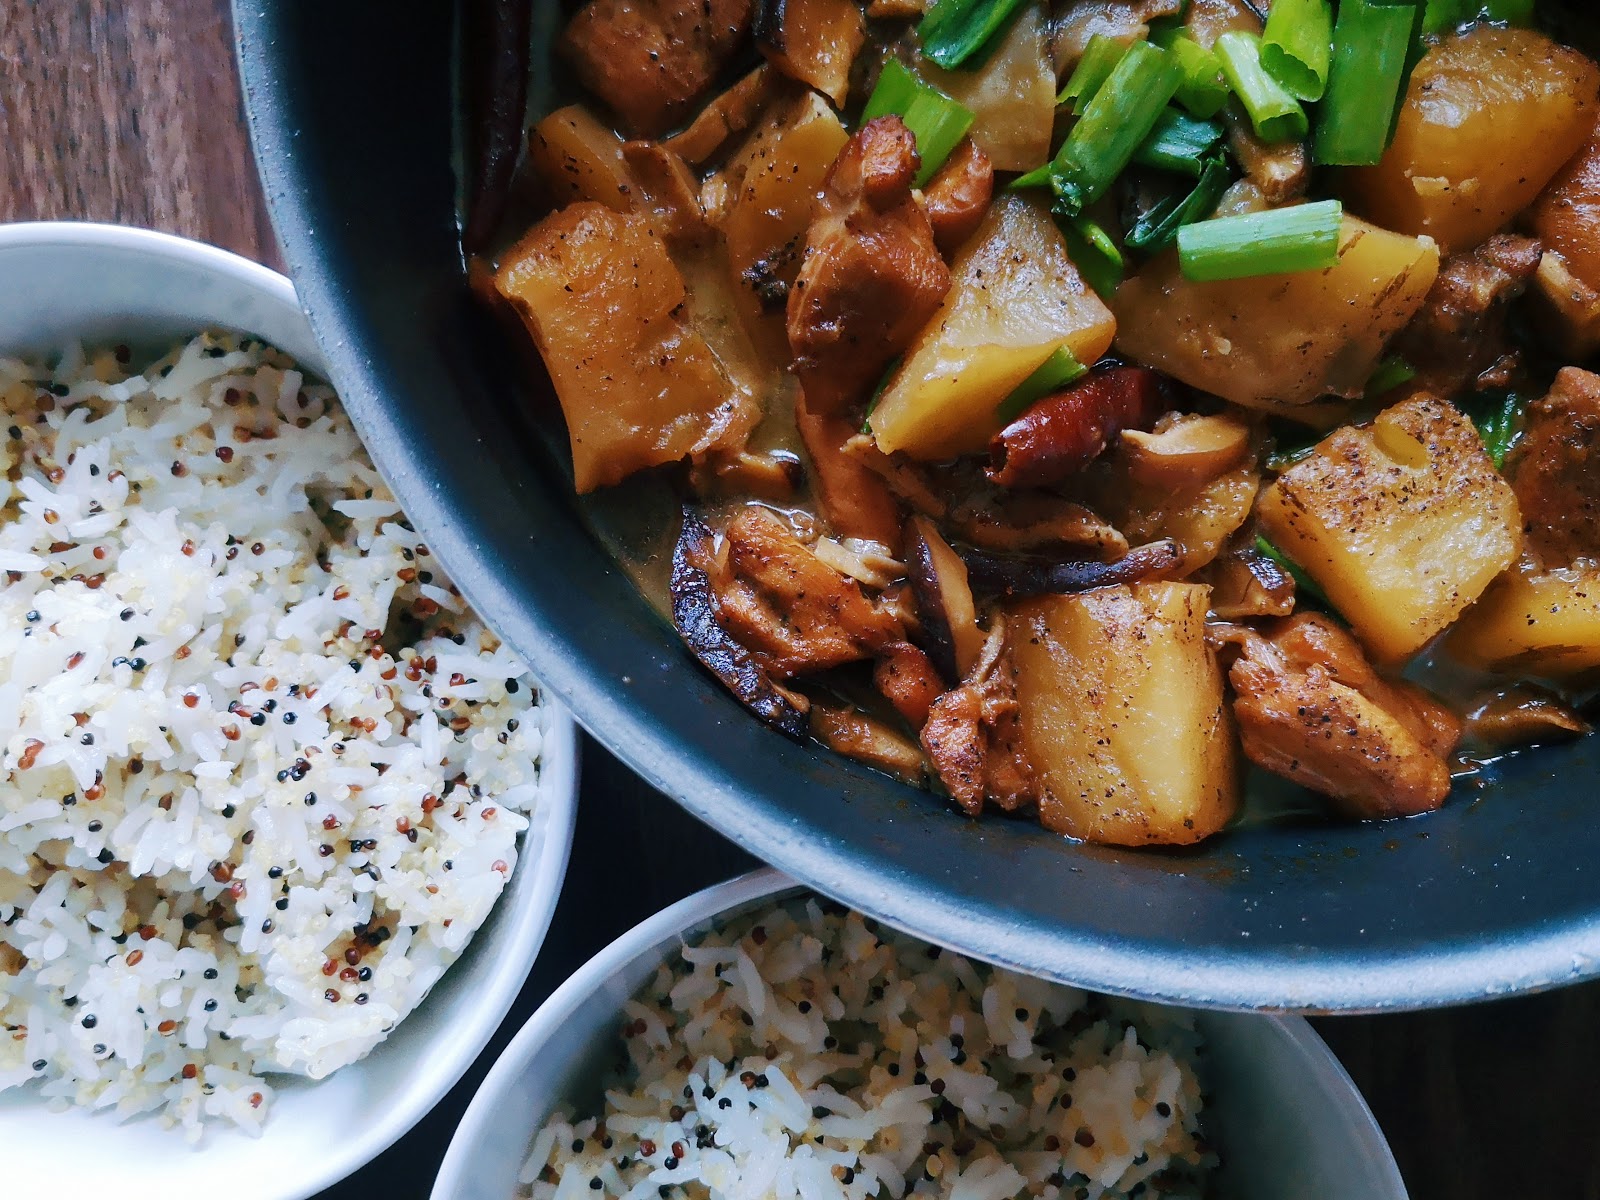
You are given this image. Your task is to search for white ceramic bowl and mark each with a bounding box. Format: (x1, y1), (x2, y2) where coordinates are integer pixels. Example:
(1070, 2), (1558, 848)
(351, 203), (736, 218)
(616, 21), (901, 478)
(0, 223), (581, 1200)
(434, 868), (1408, 1200)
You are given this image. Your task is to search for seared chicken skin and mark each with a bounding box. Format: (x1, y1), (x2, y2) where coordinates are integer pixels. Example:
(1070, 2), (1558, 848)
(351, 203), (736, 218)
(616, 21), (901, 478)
(787, 117), (952, 416)
(921, 623), (1037, 816)
(1228, 614), (1462, 820)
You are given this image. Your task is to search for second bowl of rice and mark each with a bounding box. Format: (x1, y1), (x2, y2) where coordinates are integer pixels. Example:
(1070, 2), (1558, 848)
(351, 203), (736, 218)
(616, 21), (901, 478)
(0, 223), (579, 1200)
(432, 869), (1406, 1200)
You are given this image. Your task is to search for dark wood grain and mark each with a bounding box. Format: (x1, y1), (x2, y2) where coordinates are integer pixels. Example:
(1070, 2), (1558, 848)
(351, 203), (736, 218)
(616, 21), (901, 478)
(7, 3), (1600, 1198)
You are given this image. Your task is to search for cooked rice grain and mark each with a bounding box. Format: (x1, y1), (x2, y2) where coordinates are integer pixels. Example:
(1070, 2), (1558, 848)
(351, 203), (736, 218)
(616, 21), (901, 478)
(525, 902), (1214, 1200)
(0, 333), (550, 1138)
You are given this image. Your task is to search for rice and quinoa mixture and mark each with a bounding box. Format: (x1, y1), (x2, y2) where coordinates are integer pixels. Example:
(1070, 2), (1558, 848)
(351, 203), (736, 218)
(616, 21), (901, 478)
(0, 332), (550, 1137)
(525, 901), (1214, 1200)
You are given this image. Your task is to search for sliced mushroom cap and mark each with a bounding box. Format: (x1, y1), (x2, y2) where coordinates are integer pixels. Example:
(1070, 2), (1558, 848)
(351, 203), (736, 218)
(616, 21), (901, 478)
(903, 515), (984, 685)
(810, 703), (929, 783)
(960, 538), (1182, 599)
(1463, 688), (1591, 751)
(1120, 412), (1253, 490)
(670, 507), (810, 738)
(1206, 544), (1297, 620)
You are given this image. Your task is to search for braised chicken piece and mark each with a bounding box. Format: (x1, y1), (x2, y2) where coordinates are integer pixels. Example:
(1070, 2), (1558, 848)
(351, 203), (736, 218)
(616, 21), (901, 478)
(873, 641), (946, 729)
(1221, 106), (1308, 205)
(561, 0), (754, 137)
(795, 394), (904, 545)
(1508, 366), (1600, 567)
(1395, 235), (1543, 394)
(922, 139), (994, 256)
(710, 505), (904, 676)
(787, 117), (952, 415)
(920, 623), (1037, 816)
(1228, 614), (1462, 820)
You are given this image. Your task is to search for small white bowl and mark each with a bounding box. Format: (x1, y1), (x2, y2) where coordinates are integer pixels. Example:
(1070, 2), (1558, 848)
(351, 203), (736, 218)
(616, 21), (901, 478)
(0, 223), (580, 1200)
(434, 869), (1408, 1200)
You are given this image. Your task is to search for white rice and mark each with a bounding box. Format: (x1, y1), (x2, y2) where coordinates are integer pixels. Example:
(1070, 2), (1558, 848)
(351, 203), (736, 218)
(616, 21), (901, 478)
(0, 332), (549, 1139)
(525, 902), (1214, 1200)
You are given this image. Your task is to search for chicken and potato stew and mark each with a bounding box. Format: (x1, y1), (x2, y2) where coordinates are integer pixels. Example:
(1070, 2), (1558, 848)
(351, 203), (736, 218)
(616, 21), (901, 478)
(470, 0), (1600, 846)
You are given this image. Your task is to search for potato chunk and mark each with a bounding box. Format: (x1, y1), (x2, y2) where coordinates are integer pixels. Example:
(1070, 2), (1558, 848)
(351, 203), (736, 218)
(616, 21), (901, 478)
(526, 106), (635, 213)
(1111, 217), (1439, 412)
(870, 195), (1115, 460)
(755, 0), (865, 106)
(919, 3), (1054, 173)
(1010, 583), (1238, 846)
(496, 202), (754, 492)
(1450, 563), (1600, 677)
(1256, 396), (1522, 663)
(719, 92), (850, 334)
(1344, 27), (1600, 255)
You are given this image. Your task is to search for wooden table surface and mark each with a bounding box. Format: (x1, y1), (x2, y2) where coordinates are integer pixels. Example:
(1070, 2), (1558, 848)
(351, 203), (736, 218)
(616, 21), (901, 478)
(6, 2), (1598, 1197)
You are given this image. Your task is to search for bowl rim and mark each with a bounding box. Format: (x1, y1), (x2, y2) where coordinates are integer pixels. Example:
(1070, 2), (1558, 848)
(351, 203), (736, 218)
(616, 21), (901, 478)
(0, 219), (584, 1199)
(431, 867), (1405, 1200)
(233, 4), (1600, 1015)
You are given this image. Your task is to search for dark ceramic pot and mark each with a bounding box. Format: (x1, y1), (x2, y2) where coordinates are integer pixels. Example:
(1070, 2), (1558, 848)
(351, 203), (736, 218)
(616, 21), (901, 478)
(234, 2), (1600, 1011)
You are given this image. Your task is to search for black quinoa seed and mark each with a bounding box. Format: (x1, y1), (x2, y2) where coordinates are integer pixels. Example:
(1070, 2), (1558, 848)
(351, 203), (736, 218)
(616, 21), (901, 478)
(31, 1059), (45, 1071)
(81, 1014), (96, 1028)
(204, 999), (218, 1012)
(203, 967), (218, 979)
(1156, 1101), (1172, 1118)
(250, 712), (266, 726)
(267, 866), (283, 879)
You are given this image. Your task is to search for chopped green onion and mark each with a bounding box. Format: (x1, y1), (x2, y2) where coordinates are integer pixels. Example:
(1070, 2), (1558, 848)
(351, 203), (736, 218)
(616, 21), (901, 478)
(1163, 33), (1232, 119)
(862, 61), (976, 188)
(1008, 164), (1051, 191)
(1261, 0), (1333, 101)
(1048, 40), (1183, 216)
(1255, 534), (1329, 607)
(1365, 354), (1416, 400)
(1423, 0), (1534, 34)
(1177, 199), (1343, 283)
(1057, 214), (1124, 300)
(1124, 155), (1234, 254)
(1263, 426), (1322, 472)
(995, 346), (1087, 424)
(1215, 31), (1308, 144)
(1133, 109), (1225, 177)
(1461, 392), (1526, 470)
(1482, 0), (1536, 23)
(1313, 0), (1416, 166)
(1421, 0), (1466, 32)
(917, 0), (1030, 69)
(1058, 34), (1130, 113)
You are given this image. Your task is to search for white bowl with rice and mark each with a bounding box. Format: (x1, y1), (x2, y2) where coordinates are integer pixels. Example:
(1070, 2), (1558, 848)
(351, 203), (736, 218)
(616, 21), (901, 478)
(0, 224), (579, 1198)
(433, 868), (1407, 1200)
